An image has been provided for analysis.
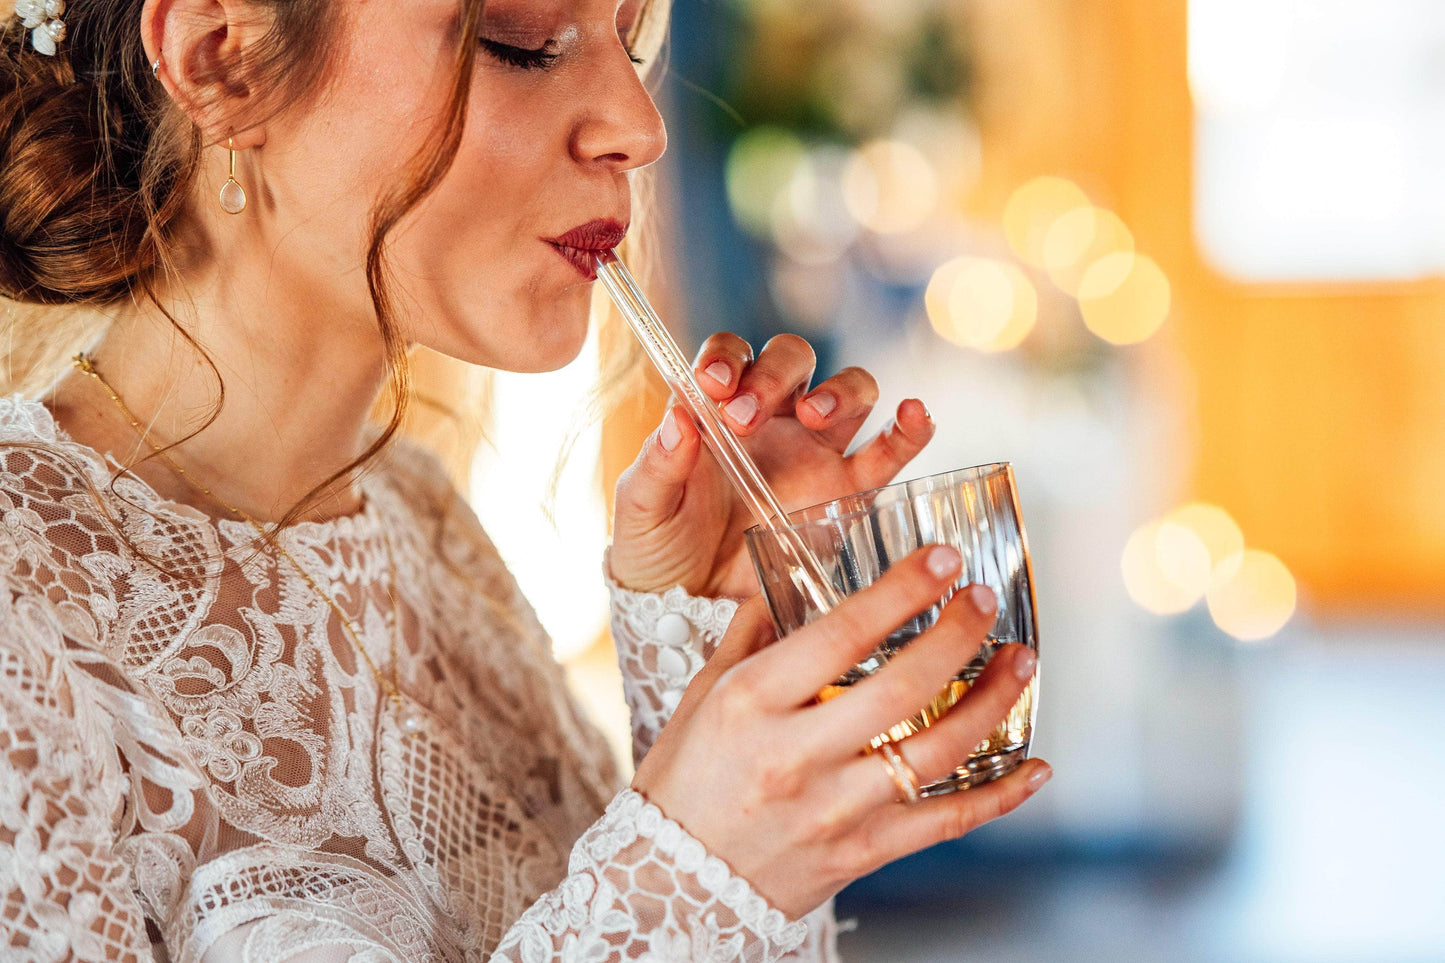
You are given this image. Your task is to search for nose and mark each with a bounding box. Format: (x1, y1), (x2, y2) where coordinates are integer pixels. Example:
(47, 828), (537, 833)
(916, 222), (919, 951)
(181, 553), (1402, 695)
(570, 46), (667, 172)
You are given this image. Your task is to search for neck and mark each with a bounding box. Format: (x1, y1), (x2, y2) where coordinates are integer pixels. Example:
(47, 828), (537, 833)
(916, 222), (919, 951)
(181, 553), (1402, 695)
(51, 245), (393, 524)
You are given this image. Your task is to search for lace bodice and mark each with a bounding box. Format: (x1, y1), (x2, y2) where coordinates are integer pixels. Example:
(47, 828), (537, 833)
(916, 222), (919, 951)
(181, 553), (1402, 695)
(0, 397), (834, 962)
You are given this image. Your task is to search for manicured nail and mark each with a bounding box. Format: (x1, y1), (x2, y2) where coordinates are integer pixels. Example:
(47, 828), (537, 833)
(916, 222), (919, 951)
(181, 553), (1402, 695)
(918, 400), (933, 423)
(926, 546), (960, 578)
(968, 583), (997, 616)
(724, 394), (758, 426)
(805, 392), (837, 419)
(704, 361), (732, 387)
(1014, 647), (1036, 680)
(658, 409), (681, 451)
(1028, 763), (1052, 790)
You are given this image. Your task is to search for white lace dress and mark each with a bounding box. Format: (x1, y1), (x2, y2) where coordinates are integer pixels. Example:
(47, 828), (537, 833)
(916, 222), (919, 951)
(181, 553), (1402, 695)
(0, 397), (841, 962)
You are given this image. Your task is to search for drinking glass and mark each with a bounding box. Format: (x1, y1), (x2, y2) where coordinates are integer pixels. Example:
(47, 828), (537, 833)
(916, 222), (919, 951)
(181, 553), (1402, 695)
(744, 464), (1039, 795)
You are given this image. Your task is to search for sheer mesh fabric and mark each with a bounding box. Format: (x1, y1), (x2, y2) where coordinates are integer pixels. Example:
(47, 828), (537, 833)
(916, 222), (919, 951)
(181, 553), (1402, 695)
(0, 397), (825, 962)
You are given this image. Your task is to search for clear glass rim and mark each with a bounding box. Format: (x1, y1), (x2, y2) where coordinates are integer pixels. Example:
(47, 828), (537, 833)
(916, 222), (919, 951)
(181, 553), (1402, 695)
(744, 462), (1015, 541)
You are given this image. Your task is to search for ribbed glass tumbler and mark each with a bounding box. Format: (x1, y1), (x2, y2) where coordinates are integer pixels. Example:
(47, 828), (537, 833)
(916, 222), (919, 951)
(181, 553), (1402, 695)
(745, 464), (1039, 795)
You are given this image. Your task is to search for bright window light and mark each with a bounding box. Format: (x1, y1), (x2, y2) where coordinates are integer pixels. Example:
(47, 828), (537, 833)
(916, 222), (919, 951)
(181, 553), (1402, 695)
(1189, 0), (1445, 281)
(469, 328), (610, 663)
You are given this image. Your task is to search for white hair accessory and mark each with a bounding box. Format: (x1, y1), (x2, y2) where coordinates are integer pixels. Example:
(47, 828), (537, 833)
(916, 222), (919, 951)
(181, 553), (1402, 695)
(13, 0), (67, 56)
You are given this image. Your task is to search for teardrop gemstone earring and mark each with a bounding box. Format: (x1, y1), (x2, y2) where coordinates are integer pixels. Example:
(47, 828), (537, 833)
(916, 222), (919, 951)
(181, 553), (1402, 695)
(219, 139), (247, 215)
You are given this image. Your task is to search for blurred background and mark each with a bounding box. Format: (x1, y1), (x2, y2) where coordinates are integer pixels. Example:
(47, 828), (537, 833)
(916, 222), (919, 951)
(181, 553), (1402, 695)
(464, 1), (1445, 960)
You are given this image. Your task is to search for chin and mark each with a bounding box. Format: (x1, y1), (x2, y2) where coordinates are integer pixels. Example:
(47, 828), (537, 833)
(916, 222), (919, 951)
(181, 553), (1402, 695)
(527, 289), (596, 371)
(447, 300), (593, 373)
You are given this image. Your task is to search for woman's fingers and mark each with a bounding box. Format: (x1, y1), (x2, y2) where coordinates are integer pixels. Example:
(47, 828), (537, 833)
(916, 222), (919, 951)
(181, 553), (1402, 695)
(612, 404), (702, 530)
(701, 334), (817, 435)
(806, 585), (1003, 755)
(843, 398), (936, 492)
(796, 367), (880, 452)
(692, 333), (913, 465)
(693, 332), (754, 400)
(850, 643), (1037, 797)
(849, 759), (1052, 875)
(732, 545), (964, 709)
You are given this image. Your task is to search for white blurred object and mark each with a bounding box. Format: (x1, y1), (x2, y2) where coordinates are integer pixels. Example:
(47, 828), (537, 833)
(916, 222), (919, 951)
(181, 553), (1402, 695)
(1190, 0), (1445, 280)
(469, 328), (610, 663)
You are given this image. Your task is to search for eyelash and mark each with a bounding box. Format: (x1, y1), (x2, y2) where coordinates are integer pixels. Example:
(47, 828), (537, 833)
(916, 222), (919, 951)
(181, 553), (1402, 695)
(479, 39), (560, 70)
(478, 38), (647, 70)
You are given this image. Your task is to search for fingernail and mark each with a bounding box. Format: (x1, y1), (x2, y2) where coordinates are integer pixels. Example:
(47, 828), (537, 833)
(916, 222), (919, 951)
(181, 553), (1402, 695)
(658, 409), (681, 451)
(1028, 763), (1052, 790)
(704, 361), (732, 387)
(968, 583), (997, 616)
(919, 400), (934, 423)
(805, 392), (837, 419)
(1014, 647), (1036, 681)
(926, 546), (960, 578)
(724, 394), (758, 426)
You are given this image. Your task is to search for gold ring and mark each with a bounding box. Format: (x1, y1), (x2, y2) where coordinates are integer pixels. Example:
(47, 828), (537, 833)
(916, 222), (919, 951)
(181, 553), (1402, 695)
(877, 742), (922, 804)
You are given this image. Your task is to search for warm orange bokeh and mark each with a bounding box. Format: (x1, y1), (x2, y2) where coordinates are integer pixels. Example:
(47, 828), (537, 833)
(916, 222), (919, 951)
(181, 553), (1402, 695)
(963, 0), (1445, 613)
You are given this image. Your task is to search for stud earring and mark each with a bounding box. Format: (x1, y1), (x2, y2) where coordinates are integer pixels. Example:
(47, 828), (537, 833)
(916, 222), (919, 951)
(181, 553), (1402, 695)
(219, 139), (247, 215)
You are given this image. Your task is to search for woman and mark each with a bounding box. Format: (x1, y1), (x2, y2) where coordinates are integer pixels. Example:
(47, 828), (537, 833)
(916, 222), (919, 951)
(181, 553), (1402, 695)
(0, 0), (1051, 959)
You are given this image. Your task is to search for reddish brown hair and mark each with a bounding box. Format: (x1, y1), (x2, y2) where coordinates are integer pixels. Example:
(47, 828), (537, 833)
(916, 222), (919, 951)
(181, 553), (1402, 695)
(0, 0), (670, 536)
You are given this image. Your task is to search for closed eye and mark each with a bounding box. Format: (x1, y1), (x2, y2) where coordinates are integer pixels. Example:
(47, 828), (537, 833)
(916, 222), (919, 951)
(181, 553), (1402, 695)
(479, 38), (560, 70)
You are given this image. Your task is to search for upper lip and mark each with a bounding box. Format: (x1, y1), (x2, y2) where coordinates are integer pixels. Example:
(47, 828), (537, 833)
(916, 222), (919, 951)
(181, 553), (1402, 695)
(543, 218), (629, 252)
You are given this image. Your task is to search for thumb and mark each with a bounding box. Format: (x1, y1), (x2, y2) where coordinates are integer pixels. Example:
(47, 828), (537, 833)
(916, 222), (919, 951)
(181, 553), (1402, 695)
(614, 404), (702, 532)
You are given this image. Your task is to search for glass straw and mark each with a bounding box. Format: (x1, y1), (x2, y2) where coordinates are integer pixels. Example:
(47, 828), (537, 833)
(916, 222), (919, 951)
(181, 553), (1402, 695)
(593, 249), (842, 615)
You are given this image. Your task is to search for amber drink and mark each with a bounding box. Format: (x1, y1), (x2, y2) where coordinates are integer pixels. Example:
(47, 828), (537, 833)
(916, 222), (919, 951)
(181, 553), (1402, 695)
(745, 464), (1040, 795)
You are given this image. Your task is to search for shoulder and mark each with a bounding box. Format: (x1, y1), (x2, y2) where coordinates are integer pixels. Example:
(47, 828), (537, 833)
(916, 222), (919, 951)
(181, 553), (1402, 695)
(0, 394), (109, 498)
(377, 435), (497, 539)
(0, 395), (128, 622)
(375, 434), (461, 513)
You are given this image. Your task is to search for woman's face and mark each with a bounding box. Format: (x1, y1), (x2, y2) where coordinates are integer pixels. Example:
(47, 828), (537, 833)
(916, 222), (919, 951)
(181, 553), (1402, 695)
(252, 0), (665, 373)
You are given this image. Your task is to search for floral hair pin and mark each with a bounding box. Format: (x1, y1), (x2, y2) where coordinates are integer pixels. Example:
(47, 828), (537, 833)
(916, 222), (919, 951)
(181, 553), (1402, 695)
(13, 0), (67, 56)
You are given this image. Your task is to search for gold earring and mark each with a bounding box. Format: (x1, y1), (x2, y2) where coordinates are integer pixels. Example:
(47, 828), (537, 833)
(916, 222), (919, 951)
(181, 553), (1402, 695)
(219, 138), (247, 215)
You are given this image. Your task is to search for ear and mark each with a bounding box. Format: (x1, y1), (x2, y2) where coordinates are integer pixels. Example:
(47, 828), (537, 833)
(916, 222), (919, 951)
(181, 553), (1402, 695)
(140, 0), (272, 149)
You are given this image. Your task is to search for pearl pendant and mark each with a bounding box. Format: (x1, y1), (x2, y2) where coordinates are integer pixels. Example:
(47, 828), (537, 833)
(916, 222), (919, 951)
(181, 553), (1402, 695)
(219, 177), (247, 215)
(400, 707), (424, 736)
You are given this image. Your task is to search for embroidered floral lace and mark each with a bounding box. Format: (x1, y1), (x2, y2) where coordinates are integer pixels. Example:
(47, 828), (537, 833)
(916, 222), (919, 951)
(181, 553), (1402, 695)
(0, 397), (835, 962)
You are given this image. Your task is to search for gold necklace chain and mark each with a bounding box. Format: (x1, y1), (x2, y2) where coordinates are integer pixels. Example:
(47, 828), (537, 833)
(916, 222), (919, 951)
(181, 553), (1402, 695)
(71, 353), (422, 735)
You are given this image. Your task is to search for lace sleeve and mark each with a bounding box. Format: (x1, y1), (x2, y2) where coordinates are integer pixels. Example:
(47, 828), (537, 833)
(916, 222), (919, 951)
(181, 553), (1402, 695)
(0, 587), (154, 962)
(605, 570), (739, 769)
(490, 789), (807, 963)
(605, 570), (845, 963)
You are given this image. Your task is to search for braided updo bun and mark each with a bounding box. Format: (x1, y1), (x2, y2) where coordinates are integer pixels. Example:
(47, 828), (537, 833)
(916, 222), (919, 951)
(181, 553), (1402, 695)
(0, 1), (184, 304)
(0, 0), (336, 308)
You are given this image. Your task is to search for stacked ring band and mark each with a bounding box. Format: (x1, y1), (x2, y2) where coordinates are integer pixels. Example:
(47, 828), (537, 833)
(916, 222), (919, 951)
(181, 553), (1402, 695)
(877, 742), (922, 804)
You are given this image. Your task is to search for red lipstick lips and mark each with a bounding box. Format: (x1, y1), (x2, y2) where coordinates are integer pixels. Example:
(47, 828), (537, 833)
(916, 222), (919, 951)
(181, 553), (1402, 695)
(543, 218), (629, 280)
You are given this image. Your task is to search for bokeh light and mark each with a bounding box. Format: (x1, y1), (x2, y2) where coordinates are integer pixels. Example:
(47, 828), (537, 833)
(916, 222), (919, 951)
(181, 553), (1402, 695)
(1166, 502), (1246, 582)
(893, 106), (983, 207)
(1078, 252), (1172, 344)
(1043, 206), (1136, 296)
(1003, 176), (1092, 268)
(843, 139), (940, 234)
(771, 146), (860, 264)
(925, 256), (1038, 352)
(1156, 521), (1214, 600)
(1121, 520), (1209, 614)
(769, 257), (844, 331)
(1207, 549), (1298, 641)
(725, 126), (807, 239)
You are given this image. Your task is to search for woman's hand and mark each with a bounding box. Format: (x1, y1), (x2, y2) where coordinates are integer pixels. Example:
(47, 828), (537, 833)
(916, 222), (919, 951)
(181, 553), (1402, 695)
(610, 332), (935, 597)
(631, 545), (1051, 919)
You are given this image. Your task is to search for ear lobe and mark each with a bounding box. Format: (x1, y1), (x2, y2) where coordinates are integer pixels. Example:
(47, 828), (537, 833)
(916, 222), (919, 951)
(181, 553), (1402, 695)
(141, 0), (267, 144)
